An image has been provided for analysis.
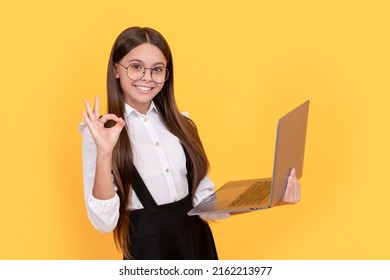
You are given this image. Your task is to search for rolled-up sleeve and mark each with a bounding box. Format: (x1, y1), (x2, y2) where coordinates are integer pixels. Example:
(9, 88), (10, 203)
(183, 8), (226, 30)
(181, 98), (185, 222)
(79, 121), (120, 233)
(192, 174), (215, 207)
(193, 175), (230, 221)
(87, 193), (120, 233)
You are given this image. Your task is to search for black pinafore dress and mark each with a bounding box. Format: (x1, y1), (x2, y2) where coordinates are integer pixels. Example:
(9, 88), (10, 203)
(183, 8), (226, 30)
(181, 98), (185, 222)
(126, 167), (218, 260)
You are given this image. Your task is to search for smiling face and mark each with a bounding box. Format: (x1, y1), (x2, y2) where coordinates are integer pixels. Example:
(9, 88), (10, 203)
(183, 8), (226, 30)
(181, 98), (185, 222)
(115, 43), (167, 114)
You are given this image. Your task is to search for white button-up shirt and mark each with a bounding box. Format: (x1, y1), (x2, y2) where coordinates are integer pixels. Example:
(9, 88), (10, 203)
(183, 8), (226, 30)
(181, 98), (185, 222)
(78, 102), (216, 233)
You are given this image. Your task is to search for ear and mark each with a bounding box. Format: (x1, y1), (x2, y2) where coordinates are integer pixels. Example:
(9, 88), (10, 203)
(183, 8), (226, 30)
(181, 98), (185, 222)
(114, 64), (120, 79)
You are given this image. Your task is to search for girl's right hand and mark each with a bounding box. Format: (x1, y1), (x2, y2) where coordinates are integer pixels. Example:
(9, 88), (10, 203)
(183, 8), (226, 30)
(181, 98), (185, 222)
(82, 96), (125, 156)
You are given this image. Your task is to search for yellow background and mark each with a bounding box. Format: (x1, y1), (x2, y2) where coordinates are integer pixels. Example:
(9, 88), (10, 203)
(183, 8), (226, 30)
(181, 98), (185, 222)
(1, 0), (389, 259)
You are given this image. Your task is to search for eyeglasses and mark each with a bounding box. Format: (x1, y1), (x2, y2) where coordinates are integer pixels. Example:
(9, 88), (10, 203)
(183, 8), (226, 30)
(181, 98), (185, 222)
(116, 62), (169, 84)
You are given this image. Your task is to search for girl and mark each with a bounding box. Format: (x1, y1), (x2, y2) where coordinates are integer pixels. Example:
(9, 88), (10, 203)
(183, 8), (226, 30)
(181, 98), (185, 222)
(79, 26), (301, 260)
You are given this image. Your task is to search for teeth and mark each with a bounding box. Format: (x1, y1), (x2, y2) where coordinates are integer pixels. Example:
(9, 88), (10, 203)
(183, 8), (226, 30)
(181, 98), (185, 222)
(136, 86), (153, 91)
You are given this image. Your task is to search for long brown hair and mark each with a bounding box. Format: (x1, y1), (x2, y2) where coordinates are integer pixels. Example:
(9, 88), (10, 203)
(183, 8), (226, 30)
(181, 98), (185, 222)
(106, 27), (209, 259)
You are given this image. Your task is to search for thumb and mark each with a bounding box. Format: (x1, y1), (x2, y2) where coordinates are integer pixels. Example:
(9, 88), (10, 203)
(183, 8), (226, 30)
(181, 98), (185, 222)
(114, 117), (126, 130)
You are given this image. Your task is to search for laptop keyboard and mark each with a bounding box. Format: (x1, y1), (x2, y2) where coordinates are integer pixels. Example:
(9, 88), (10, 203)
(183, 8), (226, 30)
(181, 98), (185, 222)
(228, 181), (271, 207)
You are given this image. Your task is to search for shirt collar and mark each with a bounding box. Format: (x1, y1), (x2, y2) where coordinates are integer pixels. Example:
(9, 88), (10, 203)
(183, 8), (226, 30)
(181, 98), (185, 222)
(124, 101), (158, 118)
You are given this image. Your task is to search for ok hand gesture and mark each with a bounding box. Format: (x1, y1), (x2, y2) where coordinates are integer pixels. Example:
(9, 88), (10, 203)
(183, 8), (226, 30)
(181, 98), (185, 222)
(82, 96), (125, 156)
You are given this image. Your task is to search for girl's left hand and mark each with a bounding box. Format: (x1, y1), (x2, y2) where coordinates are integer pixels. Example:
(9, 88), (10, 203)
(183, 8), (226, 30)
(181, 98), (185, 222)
(277, 168), (301, 205)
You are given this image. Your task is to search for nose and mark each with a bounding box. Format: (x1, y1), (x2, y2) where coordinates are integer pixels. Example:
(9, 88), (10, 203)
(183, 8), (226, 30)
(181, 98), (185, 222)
(141, 68), (153, 82)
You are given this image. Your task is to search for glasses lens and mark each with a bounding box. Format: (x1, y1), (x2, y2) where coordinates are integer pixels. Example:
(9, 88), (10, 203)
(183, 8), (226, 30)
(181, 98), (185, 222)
(151, 67), (169, 84)
(127, 64), (145, 81)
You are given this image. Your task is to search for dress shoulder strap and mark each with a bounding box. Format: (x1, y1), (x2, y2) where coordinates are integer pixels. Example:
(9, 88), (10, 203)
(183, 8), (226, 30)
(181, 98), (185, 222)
(131, 167), (158, 208)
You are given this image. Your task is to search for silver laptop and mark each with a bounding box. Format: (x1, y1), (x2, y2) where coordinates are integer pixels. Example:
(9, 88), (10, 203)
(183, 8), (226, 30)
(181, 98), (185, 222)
(188, 100), (310, 216)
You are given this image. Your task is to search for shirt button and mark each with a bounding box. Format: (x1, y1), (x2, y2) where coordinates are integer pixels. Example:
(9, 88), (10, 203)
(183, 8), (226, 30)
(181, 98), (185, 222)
(165, 168), (169, 173)
(155, 142), (160, 146)
(144, 118), (148, 122)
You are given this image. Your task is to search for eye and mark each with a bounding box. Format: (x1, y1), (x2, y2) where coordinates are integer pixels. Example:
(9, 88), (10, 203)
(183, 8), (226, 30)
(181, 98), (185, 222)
(129, 64), (143, 71)
(152, 66), (164, 74)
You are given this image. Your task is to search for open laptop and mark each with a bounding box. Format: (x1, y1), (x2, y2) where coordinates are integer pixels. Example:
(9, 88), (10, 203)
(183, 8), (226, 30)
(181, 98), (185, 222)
(188, 100), (310, 216)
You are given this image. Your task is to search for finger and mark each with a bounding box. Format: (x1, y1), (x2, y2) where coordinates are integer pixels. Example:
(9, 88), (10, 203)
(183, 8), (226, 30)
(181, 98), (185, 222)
(289, 177), (295, 203)
(112, 117), (126, 132)
(290, 169), (299, 200)
(283, 177), (292, 203)
(292, 176), (300, 203)
(288, 175), (299, 203)
(82, 111), (96, 135)
(292, 179), (298, 202)
(84, 99), (96, 121)
(99, 113), (120, 124)
(116, 117), (126, 129)
(93, 95), (100, 117)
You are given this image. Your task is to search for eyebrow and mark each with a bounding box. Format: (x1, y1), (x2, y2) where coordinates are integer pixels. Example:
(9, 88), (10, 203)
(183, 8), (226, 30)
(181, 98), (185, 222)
(127, 59), (166, 66)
